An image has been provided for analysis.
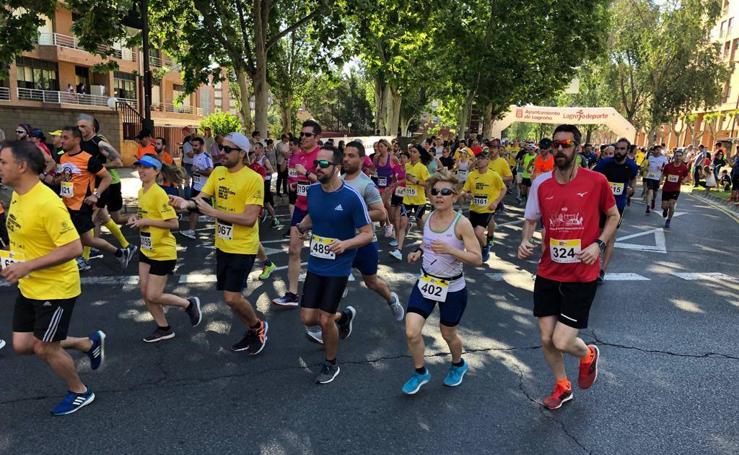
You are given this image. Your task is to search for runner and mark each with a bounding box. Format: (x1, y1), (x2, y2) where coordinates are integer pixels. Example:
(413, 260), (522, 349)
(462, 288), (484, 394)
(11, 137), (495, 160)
(373, 139), (395, 238)
(462, 150), (506, 262)
(388, 151), (410, 261)
(454, 147), (471, 185)
(272, 120), (321, 307)
(245, 149), (278, 281)
(643, 146), (667, 214)
(519, 145), (537, 203)
(294, 144), (373, 383)
(518, 124), (618, 410)
(593, 138), (639, 282)
(127, 154), (202, 342)
(401, 170), (482, 395)
(253, 141), (280, 228)
(404, 145), (431, 231)
(180, 137), (213, 239)
(532, 139), (554, 180)
(0, 140), (105, 416)
(169, 132), (268, 354)
(487, 139), (514, 185)
(659, 149), (690, 229)
(153, 137), (182, 196)
(56, 126), (134, 272)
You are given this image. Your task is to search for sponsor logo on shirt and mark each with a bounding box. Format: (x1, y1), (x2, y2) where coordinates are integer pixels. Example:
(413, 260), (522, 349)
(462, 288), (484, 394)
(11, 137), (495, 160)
(549, 209), (583, 230)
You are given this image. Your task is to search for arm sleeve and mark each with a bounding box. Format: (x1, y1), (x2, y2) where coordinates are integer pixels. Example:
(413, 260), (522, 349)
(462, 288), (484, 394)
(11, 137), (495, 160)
(494, 172), (505, 192)
(365, 183), (382, 205)
(524, 175), (544, 220)
(200, 171), (215, 196)
(463, 177), (472, 193)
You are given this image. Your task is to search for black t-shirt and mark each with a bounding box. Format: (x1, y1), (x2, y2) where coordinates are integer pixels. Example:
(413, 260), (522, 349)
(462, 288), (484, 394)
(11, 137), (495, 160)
(440, 156), (455, 170)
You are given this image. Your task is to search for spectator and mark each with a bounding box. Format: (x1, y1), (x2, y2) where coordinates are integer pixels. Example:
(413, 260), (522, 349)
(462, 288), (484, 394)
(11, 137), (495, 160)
(713, 149), (727, 184)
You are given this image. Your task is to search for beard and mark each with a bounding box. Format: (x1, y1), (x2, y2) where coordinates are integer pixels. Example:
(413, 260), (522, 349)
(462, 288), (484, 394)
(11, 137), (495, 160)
(318, 169), (334, 184)
(554, 152), (575, 170)
(614, 152), (627, 163)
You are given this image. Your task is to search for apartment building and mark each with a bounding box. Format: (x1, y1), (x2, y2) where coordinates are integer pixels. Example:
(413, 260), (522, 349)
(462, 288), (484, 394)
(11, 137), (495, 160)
(0, 4), (241, 163)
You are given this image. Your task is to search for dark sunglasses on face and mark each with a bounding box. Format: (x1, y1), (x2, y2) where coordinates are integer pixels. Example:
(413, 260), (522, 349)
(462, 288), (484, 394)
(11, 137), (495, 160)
(313, 159), (336, 169)
(16, 130), (26, 134)
(220, 145), (240, 153)
(300, 132), (315, 138)
(551, 139), (577, 149)
(431, 187), (456, 196)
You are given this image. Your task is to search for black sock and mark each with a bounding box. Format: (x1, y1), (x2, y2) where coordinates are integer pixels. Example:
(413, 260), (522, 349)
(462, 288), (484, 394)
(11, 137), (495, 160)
(159, 325), (171, 331)
(452, 359), (464, 367)
(249, 320), (262, 330)
(114, 249), (123, 257)
(326, 358), (337, 365)
(415, 366), (427, 374)
(263, 259), (273, 267)
(337, 311), (348, 324)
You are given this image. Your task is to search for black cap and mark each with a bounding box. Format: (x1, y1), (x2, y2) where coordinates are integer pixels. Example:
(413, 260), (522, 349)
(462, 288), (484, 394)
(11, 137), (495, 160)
(135, 129), (152, 140)
(539, 138), (552, 149)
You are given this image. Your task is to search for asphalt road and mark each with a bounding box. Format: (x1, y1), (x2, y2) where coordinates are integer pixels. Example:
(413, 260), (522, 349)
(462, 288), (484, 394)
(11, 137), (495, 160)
(0, 184), (737, 455)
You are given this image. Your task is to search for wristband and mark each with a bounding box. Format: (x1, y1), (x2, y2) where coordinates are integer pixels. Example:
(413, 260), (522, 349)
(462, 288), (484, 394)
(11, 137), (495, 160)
(595, 239), (606, 253)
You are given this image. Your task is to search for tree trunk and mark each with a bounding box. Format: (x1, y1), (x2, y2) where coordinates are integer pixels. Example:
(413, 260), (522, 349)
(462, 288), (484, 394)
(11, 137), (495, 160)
(482, 102), (493, 138)
(253, 0), (269, 137)
(236, 70), (253, 132)
(386, 85), (401, 137)
(279, 93), (293, 135)
(457, 91), (475, 138)
(374, 76), (386, 135)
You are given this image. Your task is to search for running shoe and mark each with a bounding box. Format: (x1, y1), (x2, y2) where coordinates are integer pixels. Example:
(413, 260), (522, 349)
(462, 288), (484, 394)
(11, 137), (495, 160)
(389, 249), (403, 261)
(662, 208), (668, 218)
(271, 218), (282, 229)
(259, 262), (277, 280)
(389, 238), (398, 248)
(443, 361), (469, 387)
(664, 219), (671, 229)
(578, 344), (600, 389)
(88, 248), (103, 260)
(246, 320), (269, 356)
(272, 292), (299, 307)
(231, 332), (251, 352)
(179, 229), (197, 240)
(645, 206), (651, 214)
(596, 270), (605, 284)
(337, 306), (356, 339)
(87, 330), (106, 370)
(186, 297), (202, 327)
(76, 257), (91, 272)
(542, 381), (573, 410)
(384, 224), (394, 238)
(315, 361), (340, 384)
(0, 338), (5, 351)
(117, 245), (137, 271)
(402, 370), (431, 395)
(305, 325), (324, 344)
(50, 389), (95, 416)
(143, 327), (175, 343)
(482, 245), (490, 262)
(389, 292), (404, 321)
(261, 211), (268, 223)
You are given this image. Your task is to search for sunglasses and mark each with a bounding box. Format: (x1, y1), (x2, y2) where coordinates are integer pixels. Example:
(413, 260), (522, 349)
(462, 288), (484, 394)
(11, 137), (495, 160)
(15, 130), (26, 134)
(313, 159), (337, 169)
(300, 132), (315, 138)
(430, 187), (456, 196)
(220, 145), (240, 153)
(551, 139), (577, 148)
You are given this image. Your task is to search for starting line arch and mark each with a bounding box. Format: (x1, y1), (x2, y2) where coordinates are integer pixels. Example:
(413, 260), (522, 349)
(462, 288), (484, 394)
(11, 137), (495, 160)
(492, 105), (636, 141)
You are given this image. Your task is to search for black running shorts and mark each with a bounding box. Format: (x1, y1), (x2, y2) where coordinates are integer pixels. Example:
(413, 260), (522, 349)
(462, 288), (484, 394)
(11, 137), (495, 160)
(13, 292), (77, 342)
(533, 276), (598, 329)
(68, 206), (95, 235)
(95, 182), (123, 212)
(300, 271), (349, 314)
(139, 253), (177, 276)
(216, 250), (256, 292)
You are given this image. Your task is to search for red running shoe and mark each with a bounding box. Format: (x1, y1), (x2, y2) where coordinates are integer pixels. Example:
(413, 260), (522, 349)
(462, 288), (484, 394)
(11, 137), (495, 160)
(542, 381), (573, 410)
(578, 344), (600, 389)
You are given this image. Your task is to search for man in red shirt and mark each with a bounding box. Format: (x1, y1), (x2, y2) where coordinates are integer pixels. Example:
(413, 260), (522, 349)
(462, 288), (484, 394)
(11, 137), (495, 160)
(518, 124), (620, 411)
(659, 150), (690, 229)
(532, 143), (554, 180)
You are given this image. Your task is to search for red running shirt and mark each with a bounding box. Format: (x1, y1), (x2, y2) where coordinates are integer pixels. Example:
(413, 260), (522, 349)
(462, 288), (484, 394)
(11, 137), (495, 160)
(287, 146), (319, 211)
(524, 168), (616, 283)
(661, 162), (689, 192)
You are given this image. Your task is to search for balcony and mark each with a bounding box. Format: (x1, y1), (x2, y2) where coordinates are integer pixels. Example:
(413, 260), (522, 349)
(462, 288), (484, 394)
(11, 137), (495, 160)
(152, 102), (202, 116)
(17, 87), (136, 107)
(37, 33), (136, 62)
(0, 87), (9, 101)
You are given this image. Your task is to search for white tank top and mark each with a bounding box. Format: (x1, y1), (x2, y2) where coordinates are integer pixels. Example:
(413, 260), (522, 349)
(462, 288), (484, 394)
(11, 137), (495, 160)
(457, 160), (469, 182)
(421, 211), (466, 292)
(257, 155), (271, 180)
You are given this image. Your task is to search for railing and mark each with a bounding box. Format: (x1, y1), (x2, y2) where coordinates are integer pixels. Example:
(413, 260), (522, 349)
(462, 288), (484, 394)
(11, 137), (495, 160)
(0, 87), (9, 101)
(16, 87), (136, 107)
(37, 33), (135, 61)
(149, 55), (162, 67)
(116, 100), (144, 140)
(152, 102), (202, 116)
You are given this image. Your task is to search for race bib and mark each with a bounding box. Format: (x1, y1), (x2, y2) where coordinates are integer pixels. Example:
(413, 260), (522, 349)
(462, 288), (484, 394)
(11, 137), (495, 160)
(667, 174), (679, 183)
(377, 176), (388, 187)
(0, 250), (24, 269)
(192, 174), (203, 188)
(394, 186), (406, 197)
(288, 168), (298, 178)
(457, 169), (468, 178)
(549, 238), (581, 264)
(405, 186), (417, 197)
(60, 181), (74, 198)
(140, 231), (153, 250)
(217, 221), (233, 240)
(309, 234), (336, 260)
(297, 183), (308, 197)
(417, 275), (449, 302)
(609, 182), (625, 195)
(647, 171), (660, 180)
(473, 195), (488, 207)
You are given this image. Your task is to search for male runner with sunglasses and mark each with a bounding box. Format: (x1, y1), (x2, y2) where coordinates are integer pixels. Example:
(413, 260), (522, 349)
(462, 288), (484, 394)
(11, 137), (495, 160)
(295, 144), (373, 383)
(462, 150), (506, 262)
(273, 120), (322, 307)
(518, 124), (619, 410)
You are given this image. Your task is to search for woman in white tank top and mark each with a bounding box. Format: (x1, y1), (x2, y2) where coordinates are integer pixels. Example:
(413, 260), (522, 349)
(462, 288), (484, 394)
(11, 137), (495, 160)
(401, 170), (483, 395)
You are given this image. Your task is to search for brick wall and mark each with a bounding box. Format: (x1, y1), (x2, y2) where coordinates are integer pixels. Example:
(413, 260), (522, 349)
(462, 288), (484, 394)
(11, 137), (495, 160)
(0, 106), (122, 151)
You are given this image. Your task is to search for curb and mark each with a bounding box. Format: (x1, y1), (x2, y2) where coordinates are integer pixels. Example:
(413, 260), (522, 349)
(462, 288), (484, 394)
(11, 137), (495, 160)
(689, 192), (739, 223)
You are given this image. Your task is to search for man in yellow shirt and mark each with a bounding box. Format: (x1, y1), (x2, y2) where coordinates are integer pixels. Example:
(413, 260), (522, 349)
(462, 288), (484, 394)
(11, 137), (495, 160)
(169, 132), (268, 355)
(0, 140), (105, 416)
(403, 145), (431, 231)
(487, 139), (514, 185)
(462, 150), (506, 262)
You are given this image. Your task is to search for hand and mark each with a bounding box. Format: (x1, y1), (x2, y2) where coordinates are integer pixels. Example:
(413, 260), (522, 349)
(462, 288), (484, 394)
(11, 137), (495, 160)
(1, 261), (33, 283)
(429, 240), (453, 255)
(194, 198), (216, 217)
(408, 251), (422, 263)
(488, 201), (498, 211)
(288, 182), (297, 191)
(517, 240), (535, 259)
(84, 194), (99, 206)
(168, 195), (189, 211)
(127, 215), (148, 229)
(295, 163), (307, 175)
(576, 243), (601, 265)
(328, 240), (348, 255)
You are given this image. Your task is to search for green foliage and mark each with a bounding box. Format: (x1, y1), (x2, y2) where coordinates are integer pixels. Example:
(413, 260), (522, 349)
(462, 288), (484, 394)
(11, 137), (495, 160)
(0, 1), (56, 76)
(200, 111), (242, 137)
(303, 69), (374, 134)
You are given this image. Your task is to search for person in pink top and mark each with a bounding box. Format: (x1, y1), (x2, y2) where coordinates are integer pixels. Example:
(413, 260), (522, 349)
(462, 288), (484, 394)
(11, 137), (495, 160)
(273, 120), (322, 307)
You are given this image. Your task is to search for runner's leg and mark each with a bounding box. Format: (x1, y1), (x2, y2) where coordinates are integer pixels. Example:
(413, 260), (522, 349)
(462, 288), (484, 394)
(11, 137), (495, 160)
(538, 316), (566, 380)
(405, 313), (427, 369)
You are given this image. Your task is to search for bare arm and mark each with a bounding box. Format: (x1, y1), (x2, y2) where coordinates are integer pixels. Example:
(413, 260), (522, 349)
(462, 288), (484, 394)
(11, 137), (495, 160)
(190, 194), (260, 227)
(517, 218), (539, 259)
(99, 140), (123, 168)
(1, 239), (82, 283)
(367, 201), (387, 223)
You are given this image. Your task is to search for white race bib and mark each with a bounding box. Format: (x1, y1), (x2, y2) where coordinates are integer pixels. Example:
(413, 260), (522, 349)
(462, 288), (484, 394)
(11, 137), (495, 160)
(309, 234), (336, 260)
(60, 181), (74, 198)
(405, 186), (417, 197)
(667, 174), (679, 183)
(473, 195), (488, 207)
(457, 169), (468, 178)
(288, 168), (298, 178)
(297, 183), (308, 197)
(647, 171), (660, 180)
(609, 182), (625, 195)
(394, 186), (406, 197)
(192, 174), (204, 188)
(140, 232), (153, 250)
(0, 250), (24, 269)
(417, 275), (449, 302)
(217, 221), (233, 240)
(377, 176), (388, 187)
(549, 238), (581, 263)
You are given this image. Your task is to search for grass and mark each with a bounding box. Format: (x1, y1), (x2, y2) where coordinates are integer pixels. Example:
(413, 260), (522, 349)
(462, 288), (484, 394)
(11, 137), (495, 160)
(688, 186), (732, 201)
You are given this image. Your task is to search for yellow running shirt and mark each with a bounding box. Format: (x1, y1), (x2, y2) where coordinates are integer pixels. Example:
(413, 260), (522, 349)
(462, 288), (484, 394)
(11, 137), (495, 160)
(201, 165), (264, 254)
(463, 169), (506, 214)
(403, 161), (430, 206)
(489, 156), (513, 180)
(137, 184), (178, 261)
(5, 182), (81, 300)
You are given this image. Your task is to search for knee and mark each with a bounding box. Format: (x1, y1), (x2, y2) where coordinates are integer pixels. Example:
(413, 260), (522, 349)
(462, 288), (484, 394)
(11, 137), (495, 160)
(288, 239), (302, 256)
(300, 311), (314, 326)
(32, 341), (54, 359)
(540, 333), (554, 349)
(552, 333), (571, 351)
(405, 325), (422, 342)
(13, 339), (35, 355)
(440, 326), (458, 343)
(223, 293), (242, 308)
(144, 289), (162, 304)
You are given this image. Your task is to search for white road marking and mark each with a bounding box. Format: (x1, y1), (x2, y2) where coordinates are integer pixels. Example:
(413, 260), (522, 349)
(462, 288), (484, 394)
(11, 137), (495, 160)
(615, 228), (667, 253)
(671, 272), (733, 281)
(604, 273), (650, 281)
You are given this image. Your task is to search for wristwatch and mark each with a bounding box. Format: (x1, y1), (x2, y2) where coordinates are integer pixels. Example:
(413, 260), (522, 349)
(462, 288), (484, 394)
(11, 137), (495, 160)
(304, 170), (311, 178)
(595, 239), (606, 254)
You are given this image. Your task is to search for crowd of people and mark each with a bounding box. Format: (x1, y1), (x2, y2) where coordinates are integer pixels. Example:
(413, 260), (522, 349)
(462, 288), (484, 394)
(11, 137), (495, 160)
(0, 114), (733, 416)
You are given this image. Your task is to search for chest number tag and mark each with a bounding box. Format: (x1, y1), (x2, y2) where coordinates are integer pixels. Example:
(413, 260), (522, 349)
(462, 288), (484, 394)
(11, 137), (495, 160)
(297, 183), (308, 197)
(549, 238), (581, 264)
(377, 176), (388, 187)
(217, 221), (233, 240)
(405, 186), (417, 197)
(140, 231), (153, 250)
(667, 174), (679, 183)
(0, 250), (24, 269)
(473, 195), (488, 207)
(60, 181), (74, 198)
(310, 234), (336, 260)
(394, 186), (406, 197)
(647, 171), (660, 180)
(418, 275), (449, 302)
(609, 182), (625, 195)
(288, 168), (298, 178)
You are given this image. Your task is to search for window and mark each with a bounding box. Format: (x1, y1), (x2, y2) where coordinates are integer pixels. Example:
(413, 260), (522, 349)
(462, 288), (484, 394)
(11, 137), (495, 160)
(214, 82), (223, 111)
(114, 71), (136, 99)
(15, 57), (58, 90)
(725, 41), (731, 59)
(732, 39), (739, 61)
(721, 20), (726, 37)
(152, 84), (161, 105)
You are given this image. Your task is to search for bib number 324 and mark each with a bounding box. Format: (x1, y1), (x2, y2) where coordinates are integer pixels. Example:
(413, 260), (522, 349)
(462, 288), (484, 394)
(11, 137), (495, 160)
(549, 238), (581, 264)
(417, 275), (449, 302)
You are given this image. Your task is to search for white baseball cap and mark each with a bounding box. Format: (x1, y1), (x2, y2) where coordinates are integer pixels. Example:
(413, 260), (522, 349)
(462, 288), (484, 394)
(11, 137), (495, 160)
(224, 132), (251, 153)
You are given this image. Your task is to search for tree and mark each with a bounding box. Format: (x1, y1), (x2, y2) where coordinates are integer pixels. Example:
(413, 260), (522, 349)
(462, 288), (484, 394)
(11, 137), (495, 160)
(302, 69), (374, 134)
(200, 111), (242, 136)
(0, 1), (55, 76)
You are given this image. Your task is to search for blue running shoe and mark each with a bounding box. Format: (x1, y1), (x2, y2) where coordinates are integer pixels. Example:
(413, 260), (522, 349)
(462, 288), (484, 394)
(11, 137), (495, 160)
(87, 330), (106, 370)
(402, 370), (431, 395)
(482, 245), (490, 263)
(443, 361), (469, 387)
(50, 389), (95, 416)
